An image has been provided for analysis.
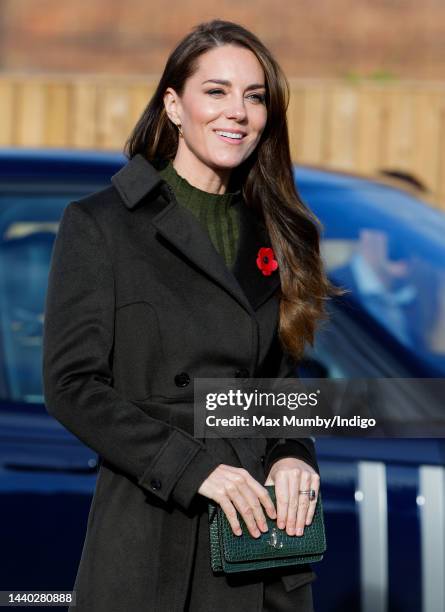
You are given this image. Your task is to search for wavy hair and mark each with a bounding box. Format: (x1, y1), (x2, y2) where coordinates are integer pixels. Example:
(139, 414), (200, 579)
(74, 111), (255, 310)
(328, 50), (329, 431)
(124, 19), (343, 361)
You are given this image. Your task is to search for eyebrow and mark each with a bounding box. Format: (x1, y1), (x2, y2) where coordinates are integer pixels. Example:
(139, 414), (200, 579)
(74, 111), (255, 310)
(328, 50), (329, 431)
(201, 79), (266, 90)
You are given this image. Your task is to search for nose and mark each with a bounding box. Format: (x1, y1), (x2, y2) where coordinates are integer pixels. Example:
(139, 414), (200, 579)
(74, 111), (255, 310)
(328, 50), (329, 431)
(224, 95), (247, 121)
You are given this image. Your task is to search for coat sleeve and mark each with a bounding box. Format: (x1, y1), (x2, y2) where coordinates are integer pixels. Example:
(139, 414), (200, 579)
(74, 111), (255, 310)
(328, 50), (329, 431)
(42, 201), (221, 512)
(263, 335), (320, 477)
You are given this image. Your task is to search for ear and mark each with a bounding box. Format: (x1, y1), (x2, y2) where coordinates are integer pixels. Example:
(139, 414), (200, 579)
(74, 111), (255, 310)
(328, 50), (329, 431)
(163, 87), (182, 127)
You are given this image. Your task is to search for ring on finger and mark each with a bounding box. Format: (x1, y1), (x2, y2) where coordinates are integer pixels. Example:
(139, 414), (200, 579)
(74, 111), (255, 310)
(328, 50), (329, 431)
(299, 489), (317, 501)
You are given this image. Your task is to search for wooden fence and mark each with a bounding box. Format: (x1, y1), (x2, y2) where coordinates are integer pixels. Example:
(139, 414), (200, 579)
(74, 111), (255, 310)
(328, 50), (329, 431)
(1, 74), (445, 210)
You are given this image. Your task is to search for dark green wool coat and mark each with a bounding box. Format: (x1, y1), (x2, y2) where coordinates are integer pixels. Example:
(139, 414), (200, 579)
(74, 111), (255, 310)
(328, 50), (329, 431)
(42, 154), (318, 612)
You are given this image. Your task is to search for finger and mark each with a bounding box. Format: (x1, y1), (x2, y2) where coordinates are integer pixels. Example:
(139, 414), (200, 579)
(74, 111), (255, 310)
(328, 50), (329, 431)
(295, 471), (311, 536)
(250, 480), (277, 521)
(238, 482), (269, 534)
(227, 466), (276, 523)
(222, 468), (267, 536)
(305, 473), (321, 526)
(274, 471), (290, 530)
(219, 497), (243, 536)
(285, 468), (301, 536)
(231, 491), (261, 538)
(224, 478), (261, 538)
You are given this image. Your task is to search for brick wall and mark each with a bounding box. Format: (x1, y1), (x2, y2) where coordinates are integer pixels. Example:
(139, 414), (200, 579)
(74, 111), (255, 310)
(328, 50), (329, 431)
(0, 0), (444, 79)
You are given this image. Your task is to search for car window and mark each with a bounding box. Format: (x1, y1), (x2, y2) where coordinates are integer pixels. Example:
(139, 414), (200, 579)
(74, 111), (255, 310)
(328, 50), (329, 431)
(296, 175), (445, 377)
(0, 188), (104, 404)
(323, 234), (445, 370)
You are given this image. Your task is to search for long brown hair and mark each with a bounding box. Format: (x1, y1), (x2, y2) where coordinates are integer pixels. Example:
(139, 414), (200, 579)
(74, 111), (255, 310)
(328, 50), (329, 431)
(124, 19), (343, 362)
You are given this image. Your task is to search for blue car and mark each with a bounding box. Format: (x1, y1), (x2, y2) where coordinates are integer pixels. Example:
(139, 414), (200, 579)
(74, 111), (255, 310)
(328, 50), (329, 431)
(0, 148), (444, 612)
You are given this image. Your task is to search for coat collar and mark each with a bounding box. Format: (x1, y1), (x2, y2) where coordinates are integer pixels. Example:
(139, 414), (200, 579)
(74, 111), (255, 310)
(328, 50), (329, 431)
(111, 154), (281, 314)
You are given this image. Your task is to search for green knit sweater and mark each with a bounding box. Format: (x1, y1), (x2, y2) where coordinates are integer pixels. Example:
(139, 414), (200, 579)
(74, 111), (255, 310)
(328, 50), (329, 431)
(158, 159), (241, 269)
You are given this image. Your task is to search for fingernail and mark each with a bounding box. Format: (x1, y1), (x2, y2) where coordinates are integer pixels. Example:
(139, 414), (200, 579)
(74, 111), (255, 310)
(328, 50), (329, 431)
(236, 528), (242, 536)
(296, 528), (304, 536)
(278, 520), (285, 529)
(261, 522), (269, 532)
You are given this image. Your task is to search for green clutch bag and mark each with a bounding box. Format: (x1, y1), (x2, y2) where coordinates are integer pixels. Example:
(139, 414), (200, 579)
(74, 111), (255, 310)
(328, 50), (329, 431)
(208, 485), (326, 574)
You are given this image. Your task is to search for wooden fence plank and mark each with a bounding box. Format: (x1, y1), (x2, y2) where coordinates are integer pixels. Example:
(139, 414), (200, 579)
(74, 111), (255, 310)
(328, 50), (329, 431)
(328, 84), (359, 169)
(357, 85), (384, 174)
(96, 83), (133, 150)
(0, 79), (15, 145)
(72, 81), (98, 148)
(46, 81), (71, 146)
(299, 84), (326, 164)
(15, 80), (46, 146)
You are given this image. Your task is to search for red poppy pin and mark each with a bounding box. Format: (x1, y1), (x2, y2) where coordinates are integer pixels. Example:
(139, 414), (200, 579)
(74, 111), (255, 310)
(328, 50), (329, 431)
(256, 247), (278, 276)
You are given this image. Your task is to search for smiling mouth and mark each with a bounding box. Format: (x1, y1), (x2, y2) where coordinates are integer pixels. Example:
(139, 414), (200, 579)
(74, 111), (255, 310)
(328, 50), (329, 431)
(213, 130), (247, 144)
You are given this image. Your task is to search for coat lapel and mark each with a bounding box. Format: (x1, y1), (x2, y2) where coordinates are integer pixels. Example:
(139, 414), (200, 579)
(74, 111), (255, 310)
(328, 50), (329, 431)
(231, 199), (281, 312)
(111, 154), (281, 314)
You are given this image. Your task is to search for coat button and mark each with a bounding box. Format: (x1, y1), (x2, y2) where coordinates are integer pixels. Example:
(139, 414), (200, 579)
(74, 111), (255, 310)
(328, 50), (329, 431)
(235, 368), (250, 378)
(150, 478), (162, 490)
(260, 455), (265, 465)
(174, 372), (190, 387)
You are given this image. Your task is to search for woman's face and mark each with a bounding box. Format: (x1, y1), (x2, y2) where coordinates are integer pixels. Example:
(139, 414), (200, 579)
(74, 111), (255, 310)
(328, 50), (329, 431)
(164, 44), (268, 176)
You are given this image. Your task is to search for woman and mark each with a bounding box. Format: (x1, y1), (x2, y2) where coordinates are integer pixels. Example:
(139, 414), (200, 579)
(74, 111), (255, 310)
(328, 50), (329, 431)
(43, 19), (338, 612)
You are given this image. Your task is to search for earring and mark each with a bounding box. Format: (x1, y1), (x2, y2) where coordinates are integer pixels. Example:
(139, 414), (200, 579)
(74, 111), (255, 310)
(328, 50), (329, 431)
(176, 123), (184, 138)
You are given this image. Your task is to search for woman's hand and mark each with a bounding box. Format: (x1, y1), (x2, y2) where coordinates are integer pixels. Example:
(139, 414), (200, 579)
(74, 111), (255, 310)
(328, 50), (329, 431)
(198, 464), (277, 538)
(264, 457), (320, 537)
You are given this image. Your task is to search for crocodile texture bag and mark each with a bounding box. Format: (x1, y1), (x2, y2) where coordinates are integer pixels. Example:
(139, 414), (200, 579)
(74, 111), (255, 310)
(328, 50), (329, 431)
(208, 484), (326, 574)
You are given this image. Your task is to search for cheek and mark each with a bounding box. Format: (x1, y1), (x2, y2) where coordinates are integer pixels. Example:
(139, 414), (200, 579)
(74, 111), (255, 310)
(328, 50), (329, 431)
(248, 107), (267, 136)
(256, 108), (268, 132)
(184, 99), (217, 134)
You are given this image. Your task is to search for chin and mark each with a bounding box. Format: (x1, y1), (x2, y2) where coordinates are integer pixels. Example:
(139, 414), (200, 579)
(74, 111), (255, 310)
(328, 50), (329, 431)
(207, 153), (248, 171)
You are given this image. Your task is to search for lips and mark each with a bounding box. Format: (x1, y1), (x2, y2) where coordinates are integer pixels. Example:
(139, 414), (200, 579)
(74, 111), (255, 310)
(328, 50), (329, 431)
(213, 129), (247, 144)
(213, 128), (247, 136)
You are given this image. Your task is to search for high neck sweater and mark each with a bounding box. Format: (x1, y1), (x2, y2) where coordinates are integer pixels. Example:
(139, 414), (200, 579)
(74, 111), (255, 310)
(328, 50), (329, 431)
(158, 160), (241, 269)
